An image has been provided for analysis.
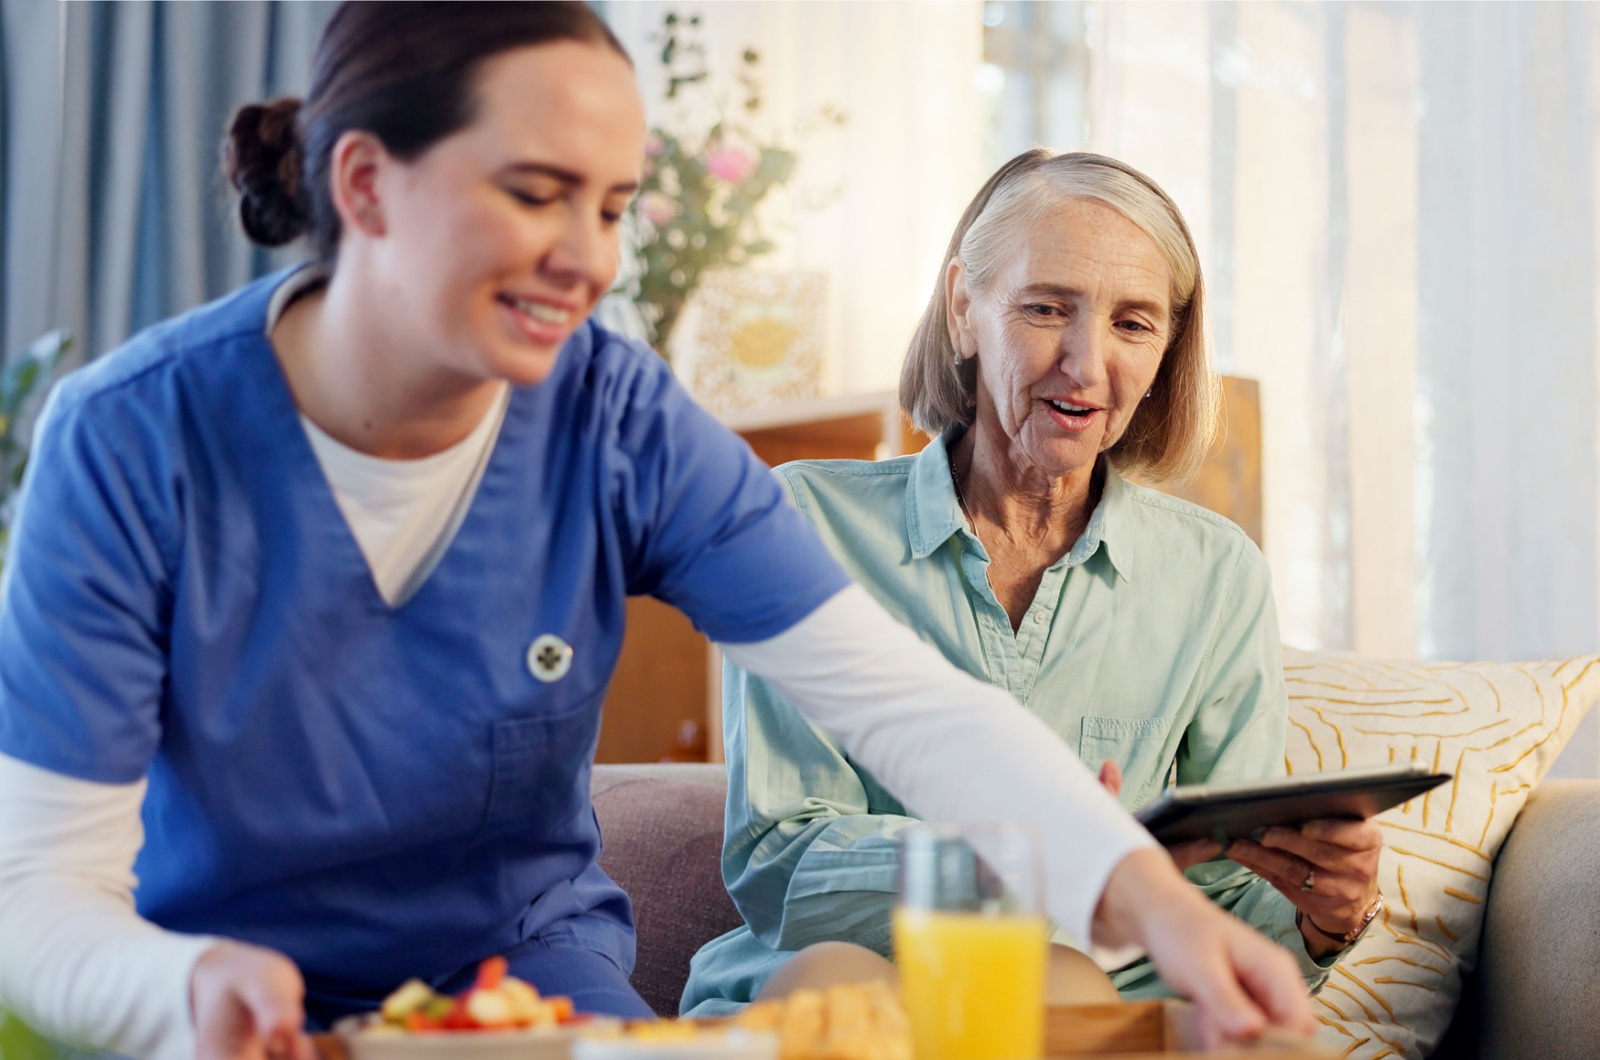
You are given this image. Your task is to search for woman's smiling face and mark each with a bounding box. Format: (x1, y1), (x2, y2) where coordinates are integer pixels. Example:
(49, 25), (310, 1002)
(368, 41), (645, 387)
(949, 197), (1175, 483)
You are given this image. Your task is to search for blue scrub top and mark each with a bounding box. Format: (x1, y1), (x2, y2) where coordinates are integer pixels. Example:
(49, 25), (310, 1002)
(0, 270), (849, 1011)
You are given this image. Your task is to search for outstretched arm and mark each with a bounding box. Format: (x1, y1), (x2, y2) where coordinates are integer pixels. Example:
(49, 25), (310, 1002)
(721, 585), (1314, 1045)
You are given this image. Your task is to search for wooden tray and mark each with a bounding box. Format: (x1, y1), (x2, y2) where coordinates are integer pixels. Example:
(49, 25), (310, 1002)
(1046, 1001), (1335, 1059)
(317, 999), (1336, 1060)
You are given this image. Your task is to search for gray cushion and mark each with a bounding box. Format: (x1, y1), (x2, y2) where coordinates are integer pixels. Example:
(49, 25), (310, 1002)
(592, 765), (737, 1016)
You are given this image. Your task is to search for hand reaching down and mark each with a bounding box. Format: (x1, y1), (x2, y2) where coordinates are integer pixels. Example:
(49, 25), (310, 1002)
(1092, 848), (1316, 1048)
(190, 941), (314, 1060)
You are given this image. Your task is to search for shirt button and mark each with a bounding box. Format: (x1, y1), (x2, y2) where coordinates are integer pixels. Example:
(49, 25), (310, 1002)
(1033, 611), (1047, 624)
(527, 634), (574, 683)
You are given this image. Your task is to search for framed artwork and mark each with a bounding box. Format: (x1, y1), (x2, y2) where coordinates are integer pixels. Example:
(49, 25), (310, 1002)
(677, 270), (827, 415)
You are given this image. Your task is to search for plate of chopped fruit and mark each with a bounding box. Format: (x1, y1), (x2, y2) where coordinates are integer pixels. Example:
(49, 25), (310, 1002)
(333, 957), (604, 1060)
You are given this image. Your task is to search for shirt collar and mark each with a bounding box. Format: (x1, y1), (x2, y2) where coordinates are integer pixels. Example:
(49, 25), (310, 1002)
(1077, 461), (1135, 581)
(904, 428), (1135, 581)
(905, 430), (970, 560)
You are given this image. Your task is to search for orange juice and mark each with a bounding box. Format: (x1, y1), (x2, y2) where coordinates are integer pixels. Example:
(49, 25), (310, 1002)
(892, 907), (1048, 1060)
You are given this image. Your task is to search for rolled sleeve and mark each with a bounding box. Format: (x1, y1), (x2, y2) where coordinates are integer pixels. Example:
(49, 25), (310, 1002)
(721, 661), (916, 957)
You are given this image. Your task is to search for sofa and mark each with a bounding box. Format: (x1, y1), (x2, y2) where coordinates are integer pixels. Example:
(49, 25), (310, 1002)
(591, 763), (1600, 1060)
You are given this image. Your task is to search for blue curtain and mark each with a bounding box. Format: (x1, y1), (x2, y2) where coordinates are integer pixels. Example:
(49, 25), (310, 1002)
(0, 0), (337, 372)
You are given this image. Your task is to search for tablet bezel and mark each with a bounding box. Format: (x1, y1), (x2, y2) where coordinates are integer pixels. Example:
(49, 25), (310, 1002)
(1133, 763), (1451, 846)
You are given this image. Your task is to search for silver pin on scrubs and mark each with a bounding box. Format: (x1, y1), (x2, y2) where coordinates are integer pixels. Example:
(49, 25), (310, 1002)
(527, 634), (573, 683)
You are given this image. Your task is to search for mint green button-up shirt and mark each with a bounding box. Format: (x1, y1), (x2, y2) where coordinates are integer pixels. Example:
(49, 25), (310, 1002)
(681, 432), (1334, 1016)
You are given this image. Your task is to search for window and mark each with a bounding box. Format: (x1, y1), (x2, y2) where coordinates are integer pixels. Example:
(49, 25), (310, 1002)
(979, 1), (1090, 172)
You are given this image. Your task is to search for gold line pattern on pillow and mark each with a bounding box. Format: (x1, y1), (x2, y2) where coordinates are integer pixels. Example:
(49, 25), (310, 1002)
(1282, 650), (1600, 1060)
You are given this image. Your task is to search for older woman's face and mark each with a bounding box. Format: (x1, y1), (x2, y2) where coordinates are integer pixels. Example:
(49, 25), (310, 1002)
(950, 198), (1173, 482)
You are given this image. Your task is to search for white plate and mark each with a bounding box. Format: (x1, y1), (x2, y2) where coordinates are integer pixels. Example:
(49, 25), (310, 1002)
(332, 1014), (586, 1060)
(570, 1029), (778, 1060)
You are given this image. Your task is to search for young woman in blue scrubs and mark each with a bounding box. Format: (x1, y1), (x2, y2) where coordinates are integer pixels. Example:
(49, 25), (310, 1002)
(0, 5), (1314, 1059)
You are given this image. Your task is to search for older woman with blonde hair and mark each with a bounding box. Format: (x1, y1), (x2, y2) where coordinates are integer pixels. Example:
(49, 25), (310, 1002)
(682, 149), (1383, 1015)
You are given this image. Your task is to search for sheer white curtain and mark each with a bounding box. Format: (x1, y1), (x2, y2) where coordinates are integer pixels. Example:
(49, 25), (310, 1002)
(1083, 1), (1600, 775)
(604, 1), (985, 396)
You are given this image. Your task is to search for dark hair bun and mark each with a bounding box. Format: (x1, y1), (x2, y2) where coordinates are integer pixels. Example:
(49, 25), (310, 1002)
(224, 98), (310, 247)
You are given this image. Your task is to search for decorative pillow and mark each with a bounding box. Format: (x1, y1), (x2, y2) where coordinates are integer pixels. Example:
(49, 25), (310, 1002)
(1283, 650), (1600, 1060)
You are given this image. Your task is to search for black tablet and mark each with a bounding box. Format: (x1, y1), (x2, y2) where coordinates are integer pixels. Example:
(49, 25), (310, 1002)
(1133, 763), (1451, 846)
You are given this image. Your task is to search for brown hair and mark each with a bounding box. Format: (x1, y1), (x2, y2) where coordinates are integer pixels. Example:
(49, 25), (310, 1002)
(899, 150), (1219, 483)
(223, 1), (629, 261)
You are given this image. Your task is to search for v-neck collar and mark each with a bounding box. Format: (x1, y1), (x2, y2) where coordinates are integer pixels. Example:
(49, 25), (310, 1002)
(250, 266), (529, 614)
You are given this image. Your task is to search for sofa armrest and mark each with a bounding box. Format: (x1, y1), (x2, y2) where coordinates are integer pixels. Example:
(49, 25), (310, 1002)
(1474, 779), (1600, 1059)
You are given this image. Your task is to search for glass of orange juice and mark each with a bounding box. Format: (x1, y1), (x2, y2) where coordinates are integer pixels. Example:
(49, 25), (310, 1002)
(893, 822), (1048, 1060)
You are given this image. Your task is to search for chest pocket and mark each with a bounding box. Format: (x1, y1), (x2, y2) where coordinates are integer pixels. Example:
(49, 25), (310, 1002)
(474, 689), (606, 846)
(1079, 715), (1173, 812)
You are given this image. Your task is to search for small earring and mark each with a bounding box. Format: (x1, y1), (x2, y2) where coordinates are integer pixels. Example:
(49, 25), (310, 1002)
(1144, 388), (1153, 399)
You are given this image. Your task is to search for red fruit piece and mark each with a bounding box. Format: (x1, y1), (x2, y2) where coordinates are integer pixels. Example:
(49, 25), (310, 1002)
(475, 956), (509, 991)
(441, 1003), (479, 1031)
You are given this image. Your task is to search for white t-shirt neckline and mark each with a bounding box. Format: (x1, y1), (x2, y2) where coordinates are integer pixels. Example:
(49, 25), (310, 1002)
(269, 265), (509, 607)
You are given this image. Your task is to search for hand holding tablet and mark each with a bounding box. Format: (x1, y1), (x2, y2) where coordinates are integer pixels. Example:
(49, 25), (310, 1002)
(1131, 763), (1447, 953)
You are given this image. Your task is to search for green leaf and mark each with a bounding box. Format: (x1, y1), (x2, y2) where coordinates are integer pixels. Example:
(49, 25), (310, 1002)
(0, 330), (69, 567)
(0, 1009), (56, 1059)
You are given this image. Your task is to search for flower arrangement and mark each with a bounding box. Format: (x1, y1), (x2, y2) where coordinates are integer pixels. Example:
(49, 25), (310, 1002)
(627, 12), (843, 352)
(0, 330), (68, 578)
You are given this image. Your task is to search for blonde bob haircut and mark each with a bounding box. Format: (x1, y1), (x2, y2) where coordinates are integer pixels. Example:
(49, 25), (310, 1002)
(899, 150), (1219, 484)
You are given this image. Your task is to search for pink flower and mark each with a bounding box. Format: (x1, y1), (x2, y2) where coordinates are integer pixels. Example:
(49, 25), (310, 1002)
(705, 144), (757, 184)
(639, 190), (679, 227)
(644, 132), (664, 157)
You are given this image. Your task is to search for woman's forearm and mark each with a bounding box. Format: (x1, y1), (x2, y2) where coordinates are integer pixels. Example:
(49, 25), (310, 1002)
(0, 753), (215, 1060)
(720, 585), (1157, 951)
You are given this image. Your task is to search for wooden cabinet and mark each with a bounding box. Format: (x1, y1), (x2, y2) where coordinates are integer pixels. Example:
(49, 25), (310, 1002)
(1144, 375), (1262, 548)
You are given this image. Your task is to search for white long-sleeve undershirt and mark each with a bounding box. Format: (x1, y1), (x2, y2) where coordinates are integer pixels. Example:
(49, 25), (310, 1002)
(0, 756), (214, 1060)
(0, 585), (1152, 1058)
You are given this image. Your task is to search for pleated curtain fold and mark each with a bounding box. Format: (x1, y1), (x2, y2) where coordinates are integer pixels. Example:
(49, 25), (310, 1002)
(0, 0), (334, 371)
(1087, 0), (1600, 773)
